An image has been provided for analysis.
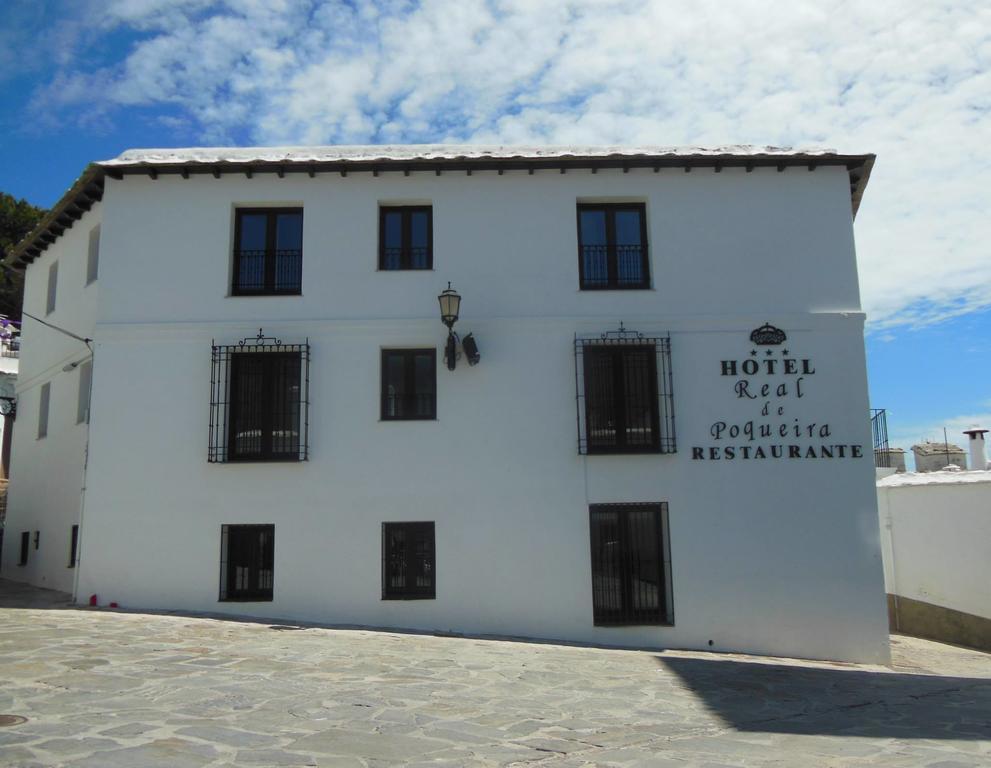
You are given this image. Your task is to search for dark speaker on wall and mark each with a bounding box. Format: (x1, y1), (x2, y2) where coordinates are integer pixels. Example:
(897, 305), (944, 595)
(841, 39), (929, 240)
(462, 333), (480, 366)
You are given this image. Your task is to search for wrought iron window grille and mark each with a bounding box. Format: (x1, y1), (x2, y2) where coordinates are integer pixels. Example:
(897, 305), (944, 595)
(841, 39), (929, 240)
(589, 502), (673, 626)
(219, 524), (275, 601)
(209, 329), (310, 463)
(575, 324), (676, 455)
(382, 521), (436, 599)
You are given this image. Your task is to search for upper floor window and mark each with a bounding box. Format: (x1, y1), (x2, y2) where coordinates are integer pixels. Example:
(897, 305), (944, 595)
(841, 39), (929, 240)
(381, 349), (436, 420)
(577, 203), (649, 289)
(87, 226), (100, 285)
(575, 327), (676, 455)
(232, 208), (303, 295)
(379, 206), (432, 270)
(46, 262), (58, 314)
(76, 361), (93, 424)
(38, 382), (51, 439)
(209, 331), (309, 462)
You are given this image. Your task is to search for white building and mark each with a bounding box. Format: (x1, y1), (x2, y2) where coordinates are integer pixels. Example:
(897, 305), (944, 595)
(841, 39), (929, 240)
(0, 322), (19, 545)
(912, 441), (967, 472)
(0, 146), (890, 663)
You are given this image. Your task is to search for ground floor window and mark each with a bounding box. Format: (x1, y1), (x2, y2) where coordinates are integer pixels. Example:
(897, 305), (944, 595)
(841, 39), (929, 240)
(589, 503), (672, 625)
(68, 524), (79, 568)
(382, 522), (435, 599)
(220, 524), (275, 601)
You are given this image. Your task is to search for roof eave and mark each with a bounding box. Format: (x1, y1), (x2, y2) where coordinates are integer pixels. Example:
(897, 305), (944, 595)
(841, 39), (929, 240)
(7, 151), (874, 269)
(5, 164), (105, 270)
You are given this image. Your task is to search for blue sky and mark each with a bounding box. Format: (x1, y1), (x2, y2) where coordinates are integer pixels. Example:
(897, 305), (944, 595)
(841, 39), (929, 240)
(1, 0), (989, 462)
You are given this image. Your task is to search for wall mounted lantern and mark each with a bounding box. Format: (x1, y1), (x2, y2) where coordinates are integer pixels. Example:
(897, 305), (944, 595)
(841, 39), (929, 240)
(438, 282), (461, 330)
(437, 282), (479, 370)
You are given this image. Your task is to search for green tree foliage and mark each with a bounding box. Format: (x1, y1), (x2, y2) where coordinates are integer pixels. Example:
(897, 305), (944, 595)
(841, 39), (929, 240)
(0, 192), (46, 320)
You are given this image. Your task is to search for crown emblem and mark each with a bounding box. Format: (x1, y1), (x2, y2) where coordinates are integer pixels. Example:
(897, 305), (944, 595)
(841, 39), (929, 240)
(749, 323), (787, 345)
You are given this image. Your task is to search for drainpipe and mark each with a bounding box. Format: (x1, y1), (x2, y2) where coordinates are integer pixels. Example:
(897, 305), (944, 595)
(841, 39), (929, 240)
(70, 346), (94, 604)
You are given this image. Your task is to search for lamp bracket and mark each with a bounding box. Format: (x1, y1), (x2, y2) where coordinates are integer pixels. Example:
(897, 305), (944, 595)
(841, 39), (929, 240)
(0, 396), (16, 420)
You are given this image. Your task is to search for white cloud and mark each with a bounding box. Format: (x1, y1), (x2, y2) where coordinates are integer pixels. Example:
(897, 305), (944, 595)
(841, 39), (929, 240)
(19, 0), (991, 329)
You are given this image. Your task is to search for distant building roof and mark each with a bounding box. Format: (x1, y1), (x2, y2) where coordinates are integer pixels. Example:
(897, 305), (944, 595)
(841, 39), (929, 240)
(911, 442), (965, 456)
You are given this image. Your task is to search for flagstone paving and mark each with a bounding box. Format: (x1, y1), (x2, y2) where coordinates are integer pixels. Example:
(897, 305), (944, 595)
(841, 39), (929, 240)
(0, 578), (988, 767)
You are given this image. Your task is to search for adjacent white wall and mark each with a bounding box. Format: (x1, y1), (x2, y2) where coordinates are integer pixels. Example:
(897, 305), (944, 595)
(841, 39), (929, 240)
(7, 164), (890, 663)
(877, 474), (991, 619)
(0, 204), (100, 591)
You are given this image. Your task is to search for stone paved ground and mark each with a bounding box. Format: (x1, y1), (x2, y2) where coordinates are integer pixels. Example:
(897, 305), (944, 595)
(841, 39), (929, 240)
(0, 579), (988, 767)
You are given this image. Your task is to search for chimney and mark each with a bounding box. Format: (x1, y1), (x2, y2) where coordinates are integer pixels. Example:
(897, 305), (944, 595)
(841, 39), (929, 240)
(962, 427), (989, 471)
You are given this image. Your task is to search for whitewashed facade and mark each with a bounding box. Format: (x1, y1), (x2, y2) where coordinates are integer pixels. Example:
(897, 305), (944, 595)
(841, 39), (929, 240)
(0, 146), (890, 663)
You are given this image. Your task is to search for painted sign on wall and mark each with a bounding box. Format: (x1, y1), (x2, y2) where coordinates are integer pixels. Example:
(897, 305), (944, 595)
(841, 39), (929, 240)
(692, 324), (865, 461)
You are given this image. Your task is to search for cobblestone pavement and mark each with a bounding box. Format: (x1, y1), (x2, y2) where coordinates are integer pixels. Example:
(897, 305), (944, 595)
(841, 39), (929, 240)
(0, 579), (989, 767)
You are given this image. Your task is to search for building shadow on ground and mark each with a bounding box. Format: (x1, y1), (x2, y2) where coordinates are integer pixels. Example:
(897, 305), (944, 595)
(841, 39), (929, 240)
(0, 577), (73, 609)
(657, 655), (991, 741)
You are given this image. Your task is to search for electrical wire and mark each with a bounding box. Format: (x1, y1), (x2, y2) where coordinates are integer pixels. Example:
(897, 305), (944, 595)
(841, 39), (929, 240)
(21, 310), (92, 347)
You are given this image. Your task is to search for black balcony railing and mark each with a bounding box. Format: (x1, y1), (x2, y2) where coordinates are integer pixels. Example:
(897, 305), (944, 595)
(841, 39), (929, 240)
(381, 246), (430, 270)
(580, 244), (649, 289)
(871, 408), (890, 468)
(232, 249), (302, 295)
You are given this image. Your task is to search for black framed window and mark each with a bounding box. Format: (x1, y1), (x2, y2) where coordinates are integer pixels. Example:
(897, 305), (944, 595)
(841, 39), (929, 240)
(46, 262), (58, 314)
(87, 225), (100, 285)
(68, 524), (79, 568)
(209, 332), (309, 463)
(38, 382), (50, 440)
(382, 522), (435, 599)
(76, 361), (92, 424)
(379, 207), (432, 270)
(583, 345), (659, 453)
(381, 349), (436, 420)
(575, 328), (676, 455)
(19, 531), (29, 566)
(232, 208), (303, 295)
(589, 503), (672, 626)
(577, 203), (649, 289)
(228, 353), (301, 460)
(220, 524), (274, 601)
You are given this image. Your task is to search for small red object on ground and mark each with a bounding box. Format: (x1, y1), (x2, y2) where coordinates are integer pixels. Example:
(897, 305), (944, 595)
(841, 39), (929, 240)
(88, 595), (97, 606)
(109, 602), (118, 608)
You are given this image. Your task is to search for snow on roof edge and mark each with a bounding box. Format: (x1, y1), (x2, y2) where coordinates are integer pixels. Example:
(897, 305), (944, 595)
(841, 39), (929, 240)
(99, 144), (861, 166)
